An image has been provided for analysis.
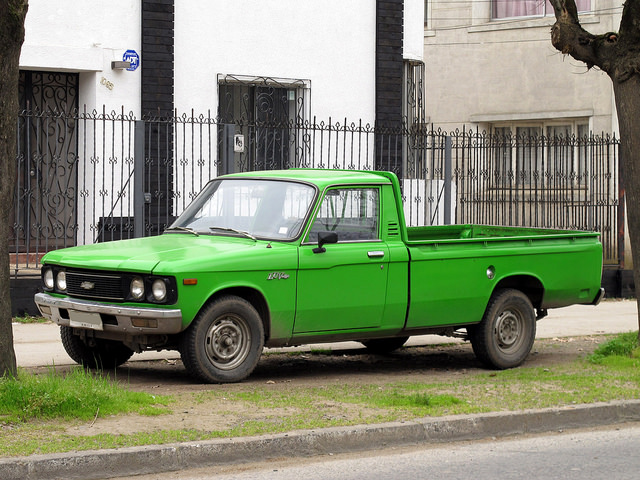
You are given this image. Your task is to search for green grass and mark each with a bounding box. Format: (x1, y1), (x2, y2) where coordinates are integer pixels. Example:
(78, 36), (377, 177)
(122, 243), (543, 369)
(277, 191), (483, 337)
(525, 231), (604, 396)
(589, 331), (640, 364)
(2, 332), (640, 458)
(0, 368), (170, 424)
(11, 315), (48, 324)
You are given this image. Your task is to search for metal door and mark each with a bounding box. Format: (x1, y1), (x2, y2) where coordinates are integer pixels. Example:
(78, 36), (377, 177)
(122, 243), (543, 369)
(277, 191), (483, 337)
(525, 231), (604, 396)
(13, 71), (79, 253)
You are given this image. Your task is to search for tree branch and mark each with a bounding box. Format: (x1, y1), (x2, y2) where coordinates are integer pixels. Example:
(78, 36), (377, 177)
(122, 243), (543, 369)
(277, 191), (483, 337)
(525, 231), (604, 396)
(549, 0), (580, 23)
(550, 0), (640, 82)
(619, 0), (640, 40)
(549, 0), (622, 75)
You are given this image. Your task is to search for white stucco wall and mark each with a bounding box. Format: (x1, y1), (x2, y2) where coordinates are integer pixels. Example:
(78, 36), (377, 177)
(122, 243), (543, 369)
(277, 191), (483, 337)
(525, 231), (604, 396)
(17, 1), (426, 243)
(174, 0), (378, 122)
(404, 0), (425, 61)
(171, 0), (382, 204)
(20, 0), (142, 114)
(20, 0), (426, 122)
(20, 1), (142, 245)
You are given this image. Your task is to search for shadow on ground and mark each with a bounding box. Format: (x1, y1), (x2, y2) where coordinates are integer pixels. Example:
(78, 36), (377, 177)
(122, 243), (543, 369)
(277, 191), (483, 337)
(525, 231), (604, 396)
(25, 336), (605, 393)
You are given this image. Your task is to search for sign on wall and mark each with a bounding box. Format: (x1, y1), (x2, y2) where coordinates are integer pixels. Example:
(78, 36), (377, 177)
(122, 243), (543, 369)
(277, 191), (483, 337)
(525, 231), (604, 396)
(123, 50), (140, 71)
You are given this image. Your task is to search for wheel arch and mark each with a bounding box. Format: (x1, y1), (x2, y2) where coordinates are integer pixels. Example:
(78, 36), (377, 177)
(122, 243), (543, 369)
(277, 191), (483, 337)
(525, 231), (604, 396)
(470, 287), (537, 369)
(492, 275), (544, 310)
(204, 287), (271, 340)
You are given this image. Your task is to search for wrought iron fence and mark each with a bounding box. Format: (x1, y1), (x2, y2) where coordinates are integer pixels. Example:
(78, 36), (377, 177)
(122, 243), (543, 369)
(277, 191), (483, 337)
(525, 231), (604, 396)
(11, 109), (621, 275)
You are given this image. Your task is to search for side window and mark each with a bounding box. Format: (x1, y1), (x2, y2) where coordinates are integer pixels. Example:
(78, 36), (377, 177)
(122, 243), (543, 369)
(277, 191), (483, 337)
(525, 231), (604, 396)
(306, 188), (379, 243)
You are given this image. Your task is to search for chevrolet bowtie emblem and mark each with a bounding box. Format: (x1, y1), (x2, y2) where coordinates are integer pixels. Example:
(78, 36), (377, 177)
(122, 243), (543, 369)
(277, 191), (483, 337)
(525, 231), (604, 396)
(80, 281), (95, 290)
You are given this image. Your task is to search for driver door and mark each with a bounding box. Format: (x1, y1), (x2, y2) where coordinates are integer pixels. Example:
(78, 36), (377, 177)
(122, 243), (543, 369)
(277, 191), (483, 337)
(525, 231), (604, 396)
(294, 187), (389, 333)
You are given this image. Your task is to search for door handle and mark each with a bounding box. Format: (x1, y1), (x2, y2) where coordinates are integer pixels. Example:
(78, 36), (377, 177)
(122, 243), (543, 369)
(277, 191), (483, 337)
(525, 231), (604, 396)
(367, 251), (385, 258)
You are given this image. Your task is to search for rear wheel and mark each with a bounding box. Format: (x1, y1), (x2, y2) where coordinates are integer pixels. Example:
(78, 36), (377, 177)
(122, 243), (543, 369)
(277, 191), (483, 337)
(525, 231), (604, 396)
(180, 296), (264, 383)
(60, 326), (134, 369)
(361, 336), (409, 354)
(469, 289), (536, 369)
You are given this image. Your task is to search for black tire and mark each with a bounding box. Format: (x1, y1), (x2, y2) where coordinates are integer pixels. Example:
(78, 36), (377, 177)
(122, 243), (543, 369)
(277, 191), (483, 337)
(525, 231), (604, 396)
(60, 326), (134, 369)
(179, 296), (264, 383)
(469, 289), (536, 369)
(361, 336), (409, 354)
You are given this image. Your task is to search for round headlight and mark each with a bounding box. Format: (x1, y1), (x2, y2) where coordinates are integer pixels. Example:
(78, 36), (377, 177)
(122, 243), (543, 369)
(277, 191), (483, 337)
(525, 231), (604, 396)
(43, 268), (54, 290)
(130, 276), (145, 300)
(56, 271), (67, 291)
(151, 279), (167, 302)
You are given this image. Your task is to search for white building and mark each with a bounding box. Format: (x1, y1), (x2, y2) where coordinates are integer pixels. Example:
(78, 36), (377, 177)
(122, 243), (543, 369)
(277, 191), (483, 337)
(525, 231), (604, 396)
(15, 0), (425, 250)
(21, 0), (424, 126)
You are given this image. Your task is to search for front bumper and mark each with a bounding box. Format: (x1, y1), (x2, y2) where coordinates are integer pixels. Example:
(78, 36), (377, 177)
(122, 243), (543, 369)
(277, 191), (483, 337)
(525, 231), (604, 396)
(34, 292), (183, 335)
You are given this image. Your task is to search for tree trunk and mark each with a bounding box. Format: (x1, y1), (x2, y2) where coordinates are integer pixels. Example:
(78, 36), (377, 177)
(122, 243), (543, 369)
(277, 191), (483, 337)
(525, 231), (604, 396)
(0, 0), (28, 378)
(549, 0), (640, 335)
(613, 76), (640, 334)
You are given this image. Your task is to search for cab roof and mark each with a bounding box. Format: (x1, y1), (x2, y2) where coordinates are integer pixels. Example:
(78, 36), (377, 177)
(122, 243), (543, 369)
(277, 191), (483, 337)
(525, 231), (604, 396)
(222, 169), (395, 189)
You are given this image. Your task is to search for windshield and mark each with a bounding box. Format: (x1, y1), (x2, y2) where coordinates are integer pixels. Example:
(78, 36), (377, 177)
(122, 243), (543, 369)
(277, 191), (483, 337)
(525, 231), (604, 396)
(168, 178), (316, 241)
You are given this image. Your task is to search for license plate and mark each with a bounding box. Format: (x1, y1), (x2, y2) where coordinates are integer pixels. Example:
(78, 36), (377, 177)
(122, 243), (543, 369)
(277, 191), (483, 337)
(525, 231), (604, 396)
(69, 311), (104, 331)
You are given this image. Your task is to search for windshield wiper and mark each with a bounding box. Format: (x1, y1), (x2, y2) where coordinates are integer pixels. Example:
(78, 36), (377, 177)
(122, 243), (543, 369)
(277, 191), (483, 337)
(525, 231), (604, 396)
(164, 226), (200, 236)
(209, 226), (257, 241)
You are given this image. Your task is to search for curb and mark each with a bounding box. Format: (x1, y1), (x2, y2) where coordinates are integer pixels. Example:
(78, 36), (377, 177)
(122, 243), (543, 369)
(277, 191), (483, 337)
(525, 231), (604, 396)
(2, 400), (640, 480)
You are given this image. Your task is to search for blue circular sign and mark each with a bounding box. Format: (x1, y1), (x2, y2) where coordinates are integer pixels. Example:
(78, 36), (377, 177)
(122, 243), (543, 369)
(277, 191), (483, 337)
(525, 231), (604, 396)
(123, 49), (140, 71)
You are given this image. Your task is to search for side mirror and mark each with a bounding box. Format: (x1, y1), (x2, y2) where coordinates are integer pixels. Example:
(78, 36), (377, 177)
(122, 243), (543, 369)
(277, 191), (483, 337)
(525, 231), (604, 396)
(313, 231), (338, 254)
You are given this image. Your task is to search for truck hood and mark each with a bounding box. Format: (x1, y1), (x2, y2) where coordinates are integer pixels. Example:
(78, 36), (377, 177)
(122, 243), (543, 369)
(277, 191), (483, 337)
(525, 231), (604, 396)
(41, 234), (279, 274)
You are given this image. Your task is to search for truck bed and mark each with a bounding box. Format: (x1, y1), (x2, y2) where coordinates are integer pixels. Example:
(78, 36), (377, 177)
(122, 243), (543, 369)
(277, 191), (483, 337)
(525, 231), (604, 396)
(402, 223), (603, 331)
(406, 224), (600, 243)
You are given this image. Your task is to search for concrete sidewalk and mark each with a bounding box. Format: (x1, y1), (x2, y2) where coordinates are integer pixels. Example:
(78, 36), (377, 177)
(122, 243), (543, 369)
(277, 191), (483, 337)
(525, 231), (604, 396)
(13, 299), (638, 368)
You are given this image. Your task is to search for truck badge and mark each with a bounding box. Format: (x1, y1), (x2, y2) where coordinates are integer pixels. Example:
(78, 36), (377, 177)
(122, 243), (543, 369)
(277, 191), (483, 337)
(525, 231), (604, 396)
(267, 272), (290, 280)
(80, 281), (95, 290)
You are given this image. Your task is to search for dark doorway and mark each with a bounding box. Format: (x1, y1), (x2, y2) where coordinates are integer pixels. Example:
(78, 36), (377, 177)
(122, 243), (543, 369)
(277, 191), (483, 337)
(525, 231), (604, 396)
(14, 71), (79, 254)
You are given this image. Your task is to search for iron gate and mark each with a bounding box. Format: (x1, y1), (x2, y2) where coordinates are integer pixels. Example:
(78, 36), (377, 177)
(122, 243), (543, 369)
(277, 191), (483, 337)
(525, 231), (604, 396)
(12, 111), (622, 274)
(13, 72), (79, 258)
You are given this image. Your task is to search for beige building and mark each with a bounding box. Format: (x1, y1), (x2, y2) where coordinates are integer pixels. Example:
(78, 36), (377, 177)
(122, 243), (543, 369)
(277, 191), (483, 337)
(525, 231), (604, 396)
(423, 0), (619, 136)
(422, 0), (632, 287)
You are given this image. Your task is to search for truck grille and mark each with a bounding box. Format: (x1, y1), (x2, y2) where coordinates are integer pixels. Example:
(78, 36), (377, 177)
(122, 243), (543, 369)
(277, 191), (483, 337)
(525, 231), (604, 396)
(66, 270), (126, 301)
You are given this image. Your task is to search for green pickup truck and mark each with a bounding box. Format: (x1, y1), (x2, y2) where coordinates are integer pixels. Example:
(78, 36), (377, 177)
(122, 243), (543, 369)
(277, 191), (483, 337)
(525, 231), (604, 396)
(35, 169), (604, 383)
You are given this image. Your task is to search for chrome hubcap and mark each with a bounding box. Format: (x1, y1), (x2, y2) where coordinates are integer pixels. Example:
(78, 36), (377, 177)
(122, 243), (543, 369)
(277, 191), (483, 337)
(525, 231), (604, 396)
(205, 316), (250, 370)
(494, 310), (522, 351)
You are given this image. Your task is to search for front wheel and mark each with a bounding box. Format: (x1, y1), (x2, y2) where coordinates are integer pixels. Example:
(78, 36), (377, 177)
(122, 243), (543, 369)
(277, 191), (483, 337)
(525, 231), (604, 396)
(60, 326), (134, 369)
(180, 296), (264, 383)
(469, 289), (536, 369)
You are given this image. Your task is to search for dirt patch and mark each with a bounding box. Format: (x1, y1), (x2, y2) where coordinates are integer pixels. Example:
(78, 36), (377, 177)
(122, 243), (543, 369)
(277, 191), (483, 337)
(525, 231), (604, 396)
(25, 335), (608, 438)
(116, 336), (603, 391)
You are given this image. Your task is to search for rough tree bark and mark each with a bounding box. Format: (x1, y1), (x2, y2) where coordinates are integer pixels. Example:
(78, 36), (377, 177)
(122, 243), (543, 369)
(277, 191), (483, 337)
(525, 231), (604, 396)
(0, 0), (28, 378)
(550, 0), (640, 334)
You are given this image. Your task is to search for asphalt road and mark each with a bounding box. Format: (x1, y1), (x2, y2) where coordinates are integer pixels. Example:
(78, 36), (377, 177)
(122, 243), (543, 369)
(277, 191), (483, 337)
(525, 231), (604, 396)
(111, 423), (640, 480)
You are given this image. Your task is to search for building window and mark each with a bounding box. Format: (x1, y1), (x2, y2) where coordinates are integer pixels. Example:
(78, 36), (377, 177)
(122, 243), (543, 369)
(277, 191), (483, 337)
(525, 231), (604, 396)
(403, 61), (426, 126)
(218, 75), (308, 124)
(491, 122), (589, 186)
(424, 0), (429, 27)
(217, 75), (310, 175)
(492, 0), (591, 20)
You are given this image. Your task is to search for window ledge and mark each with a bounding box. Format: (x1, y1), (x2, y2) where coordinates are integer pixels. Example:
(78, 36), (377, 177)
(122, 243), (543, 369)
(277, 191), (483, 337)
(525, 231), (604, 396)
(470, 110), (594, 123)
(468, 14), (600, 34)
